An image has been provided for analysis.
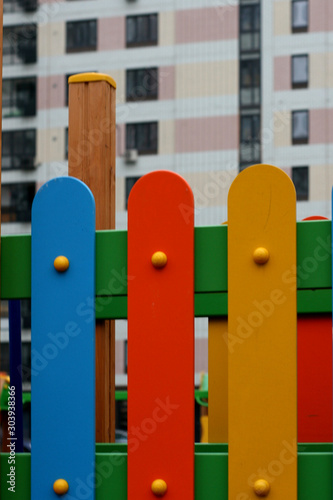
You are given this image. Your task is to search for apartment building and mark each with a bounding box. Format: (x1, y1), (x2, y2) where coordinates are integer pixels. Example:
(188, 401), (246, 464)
(1, 0), (332, 391)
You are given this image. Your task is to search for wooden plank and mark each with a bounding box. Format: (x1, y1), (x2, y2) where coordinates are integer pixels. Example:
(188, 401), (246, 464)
(208, 318), (228, 443)
(228, 165), (297, 499)
(127, 171), (194, 500)
(2, 221), (332, 301)
(68, 73), (116, 443)
(31, 177), (95, 500)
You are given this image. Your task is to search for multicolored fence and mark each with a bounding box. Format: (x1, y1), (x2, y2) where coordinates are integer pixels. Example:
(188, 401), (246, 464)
(0, 164), (332, 500)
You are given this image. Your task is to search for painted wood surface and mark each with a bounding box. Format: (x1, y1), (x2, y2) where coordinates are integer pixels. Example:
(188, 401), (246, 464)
(228, 165), (297, 499)
(68, 73), (116, 443)
(31, 177), (95, 500)
(298, 314), (332, 442)
(127, 171), (195, 500)
(208, 317), (228, 443)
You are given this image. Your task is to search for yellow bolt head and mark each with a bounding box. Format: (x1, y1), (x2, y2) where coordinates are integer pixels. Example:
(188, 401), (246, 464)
(54, 256), (70, 272)
(53, 479), (69, 495)
(254, 479), (270, 497)
(151, 479), (167, 496)
(253, 247), (270, 265)
(151, 251), (167, 269)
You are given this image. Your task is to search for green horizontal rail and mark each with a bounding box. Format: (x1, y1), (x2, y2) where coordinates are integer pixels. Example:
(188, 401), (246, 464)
(1, 444), (332, 499)
(1, 221), (331, 315)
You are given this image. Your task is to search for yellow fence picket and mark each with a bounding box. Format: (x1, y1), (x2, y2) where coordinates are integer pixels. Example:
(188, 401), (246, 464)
(228, 164), (297, 499)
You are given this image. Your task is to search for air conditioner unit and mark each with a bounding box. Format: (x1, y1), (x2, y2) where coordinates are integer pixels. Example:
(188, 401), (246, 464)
(124, 149), (138, 164)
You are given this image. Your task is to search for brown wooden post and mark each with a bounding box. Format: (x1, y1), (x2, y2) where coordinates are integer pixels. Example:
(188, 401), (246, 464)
(68, 74), (116, 443)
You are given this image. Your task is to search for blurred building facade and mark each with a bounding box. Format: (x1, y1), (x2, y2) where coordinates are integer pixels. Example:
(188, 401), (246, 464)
(1, 0), (332, 388)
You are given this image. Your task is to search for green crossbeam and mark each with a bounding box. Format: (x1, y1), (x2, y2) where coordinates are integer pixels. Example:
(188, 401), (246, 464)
(1, 221), (331, 315)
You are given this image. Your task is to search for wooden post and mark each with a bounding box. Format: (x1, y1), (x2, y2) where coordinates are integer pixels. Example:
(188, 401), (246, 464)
(68, 73), (116, 443)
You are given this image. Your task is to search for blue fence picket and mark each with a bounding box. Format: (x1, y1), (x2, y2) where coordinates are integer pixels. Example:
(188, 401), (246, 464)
(31, 177), (96, 500)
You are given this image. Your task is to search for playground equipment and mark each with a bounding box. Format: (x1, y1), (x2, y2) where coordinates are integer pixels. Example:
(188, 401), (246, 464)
(0, 73), (332, 499)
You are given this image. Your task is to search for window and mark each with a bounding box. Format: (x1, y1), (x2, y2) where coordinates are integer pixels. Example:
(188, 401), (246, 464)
(126, 122), (158, 155)
(2, 78), (36, 118)
(240, 58), (260, 106)
(2, 129), (36, 170)
(292, 166), (309, 201)
(240, 5), (260, 52)
(292, 55), (308, 88)
(4, 0), (37, 13)
(292, 0), (308, 33)
(126, 68), (158, 102)
(126, 14), (158, 47)
(125, 177), (140, 209)
(1, 182), (35, 223)
(292, 110), (309, 144)
(66, 20), (97, 53)
(240, 114), (261, 165)
(3, 25), (37, 65)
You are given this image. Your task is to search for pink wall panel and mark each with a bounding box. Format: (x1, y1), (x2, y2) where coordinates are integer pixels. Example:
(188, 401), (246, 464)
(195, 338), (208, 374)
(159, 66), (175, 100)
(274, 57), (291, 91)
(176, 6), (238, 44)
(309, 0), (332, 32)
(37, 75), (65, 110)
(310, 109), (333, 144)
(98, 17), (125, 51)
(175, 116), (238, 153)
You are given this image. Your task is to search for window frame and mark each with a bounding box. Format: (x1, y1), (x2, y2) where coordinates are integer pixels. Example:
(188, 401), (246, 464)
(292, 110), (309, 145)
(239, 4), (260, 53)
(3, 24), (37, 66)
(2, 77), (36, 118)
(126, 122), (158, 156)
(126, 68), (158, 102)
(2, 129), (36, 170)
(292, 166), (309, 201)
(126, 14), (158, 48)
(125, 176), (141, 210)
(292, 54), (308, 89)
(66, 19), (97, 54)
(240, 57), (261, 107)
(1, 182), (36, 223)
(292, 0), (309, 33)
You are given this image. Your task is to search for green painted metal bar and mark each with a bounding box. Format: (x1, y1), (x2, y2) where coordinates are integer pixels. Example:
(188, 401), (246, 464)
(1, 445), (332, 499)
(1, 221), (332, 310)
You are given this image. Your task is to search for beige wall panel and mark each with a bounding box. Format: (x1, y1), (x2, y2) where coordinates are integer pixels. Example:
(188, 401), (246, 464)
(107, 69), (125, 103)
(158, 120), (175, 155)
(176, 60), (238, 99)
(116, 176), (125, 212)
(159, 11), (175, 46)
(274, 2), (291, 36)
(37, 128), (65, 163)
(328, 53), (333, 87)
(274, 111), (291, 147)
(182, 170), (237, 208)
(310, 165), (333, 201)
(310, 53), (327, 88)
(38, 22), (65, 58)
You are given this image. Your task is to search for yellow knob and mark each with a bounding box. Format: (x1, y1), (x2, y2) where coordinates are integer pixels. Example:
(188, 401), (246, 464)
(151, 479), (167, 496)
(254, 479), (270, 497)
(53, 479), (69, 495)
(54, 256), (70, 272)
(253, 247), (269, 265)
(151, 251), (167, 269)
